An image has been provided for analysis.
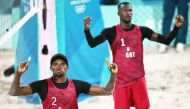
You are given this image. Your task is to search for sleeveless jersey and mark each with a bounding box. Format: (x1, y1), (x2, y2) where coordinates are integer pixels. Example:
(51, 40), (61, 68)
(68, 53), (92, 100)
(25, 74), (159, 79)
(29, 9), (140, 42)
(111, 25), (145, 87)
(42, 78), (78, 109)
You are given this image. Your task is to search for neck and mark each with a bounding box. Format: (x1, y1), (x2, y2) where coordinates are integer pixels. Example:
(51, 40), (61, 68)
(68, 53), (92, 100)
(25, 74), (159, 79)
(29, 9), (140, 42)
(53, 76), (66, 83)
(120, 21), (132, 29)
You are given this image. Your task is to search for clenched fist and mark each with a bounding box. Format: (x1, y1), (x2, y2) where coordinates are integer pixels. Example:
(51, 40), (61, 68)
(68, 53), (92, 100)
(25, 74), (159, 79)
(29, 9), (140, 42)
(175, 15), (184, 27)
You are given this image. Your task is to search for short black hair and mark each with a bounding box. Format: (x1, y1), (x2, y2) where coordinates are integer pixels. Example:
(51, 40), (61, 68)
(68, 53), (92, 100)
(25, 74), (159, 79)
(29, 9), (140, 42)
(50, 53), (68, 66)
(118, 2), (131, 9)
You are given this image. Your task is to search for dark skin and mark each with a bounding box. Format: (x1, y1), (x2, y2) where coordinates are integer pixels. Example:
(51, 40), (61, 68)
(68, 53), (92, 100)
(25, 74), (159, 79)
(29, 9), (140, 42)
(84, 4), (184, 42)
(9, 58), (117, 96)
(83, 3), (184, 109)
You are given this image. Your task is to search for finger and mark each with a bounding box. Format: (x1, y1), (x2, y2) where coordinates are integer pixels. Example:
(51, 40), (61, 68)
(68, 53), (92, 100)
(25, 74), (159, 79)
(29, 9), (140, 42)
(27, 56), (31, 62)
(177, 15), (184, 19)
(106, 58), (109, 66)
(26, 62), (29, 67)
(106, 58), (113, 70)
(21, 62), (28, 67)
(84, 16), (91, 20)
(176, 15), (184, 21)
(18, 62), (25, 70)
(113, 63), (117, 69)
(111, 63), (116, 68)
(110, 64), (113, 68)
(20, 62), (25, 67)
(110, 63), (117, 70)
(24, 57), (31, 67)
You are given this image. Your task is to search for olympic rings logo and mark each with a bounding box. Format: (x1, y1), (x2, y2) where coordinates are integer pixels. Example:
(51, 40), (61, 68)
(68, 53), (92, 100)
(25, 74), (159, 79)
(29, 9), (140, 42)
(75, 5), (86, 14)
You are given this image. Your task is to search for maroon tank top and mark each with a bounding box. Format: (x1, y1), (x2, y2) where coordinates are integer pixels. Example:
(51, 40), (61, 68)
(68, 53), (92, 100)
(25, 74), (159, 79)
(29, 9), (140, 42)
(42, 78), (78, 109)
(111, 25), (145, 87)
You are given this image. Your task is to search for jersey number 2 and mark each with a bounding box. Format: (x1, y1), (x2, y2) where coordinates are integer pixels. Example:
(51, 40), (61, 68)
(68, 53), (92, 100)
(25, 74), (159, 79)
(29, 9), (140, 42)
(52, 97), (57, 105)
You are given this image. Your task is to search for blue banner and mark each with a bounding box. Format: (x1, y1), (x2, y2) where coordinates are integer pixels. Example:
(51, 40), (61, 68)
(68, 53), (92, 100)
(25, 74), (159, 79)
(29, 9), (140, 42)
(56, 0), (109, 101)
(15, 0), (40, 104)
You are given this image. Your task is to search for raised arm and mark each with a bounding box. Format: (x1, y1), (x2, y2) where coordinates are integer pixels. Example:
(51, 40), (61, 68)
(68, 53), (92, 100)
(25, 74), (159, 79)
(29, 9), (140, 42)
(88, 59), (117, 95)
(84, 16), (107, 47)
(149, 15), (184, 45)
(9, 61), (32, 96)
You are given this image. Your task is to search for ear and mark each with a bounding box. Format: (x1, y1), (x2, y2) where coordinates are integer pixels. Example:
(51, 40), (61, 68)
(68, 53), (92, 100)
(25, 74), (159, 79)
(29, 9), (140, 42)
(50, 66), (53, 71)
(66, 66), (69, 70)
(117, 11), (120, 16)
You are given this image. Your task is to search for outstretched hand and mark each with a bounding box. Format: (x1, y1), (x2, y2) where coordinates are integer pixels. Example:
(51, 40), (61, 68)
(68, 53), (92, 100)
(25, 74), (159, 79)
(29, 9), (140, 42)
(106, 58), (118, 74)
(84, 16), (91, 30)
(175, 15), (184, 27)
(17, 61), (29, 75)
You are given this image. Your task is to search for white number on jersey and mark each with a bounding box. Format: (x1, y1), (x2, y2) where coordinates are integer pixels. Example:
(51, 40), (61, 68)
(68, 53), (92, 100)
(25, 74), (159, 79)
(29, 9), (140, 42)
(121, 38), (126, 46)
(52, 97), (57, 106)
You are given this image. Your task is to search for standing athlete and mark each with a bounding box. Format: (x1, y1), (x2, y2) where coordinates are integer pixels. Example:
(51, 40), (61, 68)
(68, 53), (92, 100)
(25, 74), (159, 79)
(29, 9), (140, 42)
(9, 53), (118, 109)
(84, 2), (184, 109)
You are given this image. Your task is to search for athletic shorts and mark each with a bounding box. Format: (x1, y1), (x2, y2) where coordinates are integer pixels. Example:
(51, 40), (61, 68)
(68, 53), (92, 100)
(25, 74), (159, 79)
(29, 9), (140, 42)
(113, 77), (150, 109)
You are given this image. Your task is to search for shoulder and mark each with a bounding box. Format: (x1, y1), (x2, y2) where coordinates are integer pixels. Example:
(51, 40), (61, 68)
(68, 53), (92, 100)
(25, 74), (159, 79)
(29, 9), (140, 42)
(72, 79), (91, 94)
(29, 79), (48, 87)
(139, 26), (155, 39)
(139, 26), (153, 32)
(29, 79), (48, 94)
(106, 26), (116, 30)
(72, 79), (90, 85)
(72, 79), (91, 88)
(102, 26), (116, 33)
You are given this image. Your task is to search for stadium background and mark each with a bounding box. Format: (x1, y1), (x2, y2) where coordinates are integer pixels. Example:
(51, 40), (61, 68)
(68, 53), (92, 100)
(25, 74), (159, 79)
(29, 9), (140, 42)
(0, 0), (190, 106)
(0, 0), (190, 49)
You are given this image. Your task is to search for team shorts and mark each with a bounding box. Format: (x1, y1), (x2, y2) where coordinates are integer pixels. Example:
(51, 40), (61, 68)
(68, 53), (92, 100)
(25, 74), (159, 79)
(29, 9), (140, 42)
(113, 77), (150, 109)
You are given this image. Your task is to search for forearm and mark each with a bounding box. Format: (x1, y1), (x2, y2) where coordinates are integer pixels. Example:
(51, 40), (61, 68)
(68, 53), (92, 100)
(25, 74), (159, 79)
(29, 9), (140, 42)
(84, 30), (96, 47)
(157, 26), (180, 45)
(84, 30), (106, 47)
(97, 74), (115, 95)
(104, 74), (115, 95)
(9, 73), (22, 96)
(89, 74), (115, 96)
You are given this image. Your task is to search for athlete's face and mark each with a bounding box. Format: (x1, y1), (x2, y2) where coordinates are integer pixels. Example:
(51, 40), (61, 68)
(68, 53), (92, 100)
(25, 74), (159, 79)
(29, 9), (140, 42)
(51, 59), (68, 77)
(118, 4), (133, 23)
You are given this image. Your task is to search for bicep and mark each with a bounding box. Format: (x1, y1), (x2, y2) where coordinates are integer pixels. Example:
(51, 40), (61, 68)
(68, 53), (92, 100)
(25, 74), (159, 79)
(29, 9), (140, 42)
(84, 30), (106, 47)
(94, 28), (110, 43)
(141, 26), (158, 41)
(94, 34), (106, 44)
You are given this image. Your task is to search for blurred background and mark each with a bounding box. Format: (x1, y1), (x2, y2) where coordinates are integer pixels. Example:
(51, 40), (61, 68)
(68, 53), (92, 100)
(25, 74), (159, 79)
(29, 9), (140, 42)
(0, 0), (190, 109)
